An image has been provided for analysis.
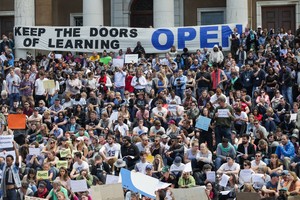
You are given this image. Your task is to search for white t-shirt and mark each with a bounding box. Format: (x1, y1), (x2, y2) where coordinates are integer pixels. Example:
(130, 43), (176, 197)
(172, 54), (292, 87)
(73, 160), (89, 174)
(35, 78), (48, 95)
(151, 107), (168, 118)
(251, 160), (267, 168)
(114, 124), (129, 136)
(218, 162), (240, 172)
(135, 161), (150, 174)
(100, 143), (121, 158)
(234, 111), (248, 125)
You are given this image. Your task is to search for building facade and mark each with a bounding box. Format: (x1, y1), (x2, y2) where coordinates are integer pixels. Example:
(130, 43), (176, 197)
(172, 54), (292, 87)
(0, 0), (299, 57)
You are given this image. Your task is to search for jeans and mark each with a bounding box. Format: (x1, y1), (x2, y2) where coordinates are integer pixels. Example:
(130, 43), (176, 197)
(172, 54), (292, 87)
(4, 189), (17, 200)
(215, 157), (225, 170)
(264, 120), (277, 132)
(9, 93), (20, 108)
(48, 93), (58, 106)
(215, 125), (232, 145)
(282, 86), (293, 106)
(175, 88), (185, 100)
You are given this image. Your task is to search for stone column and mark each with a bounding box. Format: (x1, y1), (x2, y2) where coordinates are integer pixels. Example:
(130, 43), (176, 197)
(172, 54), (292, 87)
(15, 0), (35, 59)
(226, 0), (248, 24)
(153, 0), (175, 27)
(83, 0), (104, 26)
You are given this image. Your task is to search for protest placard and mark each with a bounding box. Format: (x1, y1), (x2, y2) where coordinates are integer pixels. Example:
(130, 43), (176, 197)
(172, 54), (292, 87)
(43, 80), (55, 89)
(112, 58), (124, 67)
(252, 174), (264, 184)
(290, 113), (297, 122)
(219, 174), (230, 187)
(239, 169), (252, 183)
(70, 180), (88, 192)
(183, 162), (192, 173)
(8, 114), (26, 129)
(167, 104), (177, 113)
(121, 168), (170, 199)
(100, 57), (111, 65)
(60, 149), (71, 158)
(206, 171), (216, 182)
(217, 109), (229, 118)
(0, 55), (7, 62)
(28, 148), (41, 156)
(195, 116), (211, 131)
(56, 160), (68, 169)
(124, 54), (138, 63)
(106, 175), (120, 185)
(55, 54), (62, 59)
(0, 135), (13, 148)
(0, 150), (16, 160)
(25, 196), (47, 200)
(172, 186), (208, 200)
(90, 183), (123, 200)
(37, 171), (49, 180)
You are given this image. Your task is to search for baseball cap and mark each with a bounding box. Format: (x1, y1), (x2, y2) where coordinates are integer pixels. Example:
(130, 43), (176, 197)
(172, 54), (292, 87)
(168, 120), (176, 125)
(146, 164), (153, 170)
(161, 166), (169, 173)
(270, 172), (279, 178)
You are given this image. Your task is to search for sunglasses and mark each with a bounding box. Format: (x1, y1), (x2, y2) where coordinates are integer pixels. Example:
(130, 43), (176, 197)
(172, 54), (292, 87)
(244, 164), (248, 166)
(155, 140), (159, 142)
(67, 157), (72, 159)
(125, 93), (129, 95)
(255, 155), (261, 157)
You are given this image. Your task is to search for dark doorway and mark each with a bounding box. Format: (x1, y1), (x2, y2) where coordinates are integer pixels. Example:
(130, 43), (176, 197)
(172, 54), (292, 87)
(0, 16), (14, 36)
(262, 5), (295, 32)
(130, 0), (153, 28)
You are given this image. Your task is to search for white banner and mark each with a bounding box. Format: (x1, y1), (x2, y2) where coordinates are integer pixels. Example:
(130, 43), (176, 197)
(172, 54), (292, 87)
(14, 24), (245, 53)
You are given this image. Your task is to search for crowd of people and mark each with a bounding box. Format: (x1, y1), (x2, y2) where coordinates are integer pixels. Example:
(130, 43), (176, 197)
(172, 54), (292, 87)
(1, 24), (300, 200)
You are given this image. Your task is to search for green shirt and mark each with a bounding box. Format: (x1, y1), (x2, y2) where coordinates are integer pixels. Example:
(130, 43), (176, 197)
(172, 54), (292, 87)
(48, 187), (68, 200)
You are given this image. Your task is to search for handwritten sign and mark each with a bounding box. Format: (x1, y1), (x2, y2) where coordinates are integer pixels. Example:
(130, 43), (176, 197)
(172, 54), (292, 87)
(112, 58), (124, 68)
(0, 150), (16, 160)
(56, 160), (68, 169)
(106, 175), (120, 185)
(168, 105), (177, 112)
(37, 171), (49, 180)
(60, 149), (71, 158)
(43, 80), (55, 89)
(125, 54), (139, 64)
(290, 113), (297, 122)
(217, 109), (229, 118)
(54, 54), (62, 59)
(206, 171), (216, 182)
(240, 169), (252, 183)
(100, 57), (112, 65)
(219, 174), (230, 187)
(70, 180), (88, 192)
(8, 114), (26, 129)
(195, 116), (211, 131)
(28, 148), (41, 156)
(0, 135), (13, 148)
(25, 196), (47, 200)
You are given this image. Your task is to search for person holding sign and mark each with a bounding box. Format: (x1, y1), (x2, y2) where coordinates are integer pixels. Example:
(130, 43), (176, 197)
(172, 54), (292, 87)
(0, 141), (21, 200)
(213, 96), (235, 145)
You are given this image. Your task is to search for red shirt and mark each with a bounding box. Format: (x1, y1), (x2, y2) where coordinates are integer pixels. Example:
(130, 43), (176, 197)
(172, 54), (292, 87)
(125, 75), (134, 92)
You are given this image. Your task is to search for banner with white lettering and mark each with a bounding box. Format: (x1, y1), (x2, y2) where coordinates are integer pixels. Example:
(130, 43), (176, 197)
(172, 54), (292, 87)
(14, 24), (245, 53)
